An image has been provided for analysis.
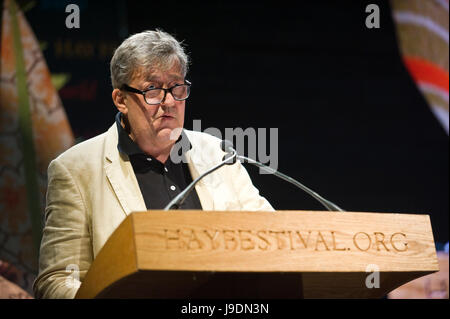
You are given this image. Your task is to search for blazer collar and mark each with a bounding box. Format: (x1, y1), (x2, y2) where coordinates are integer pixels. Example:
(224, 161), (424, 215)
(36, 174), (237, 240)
(103, 124), (215, 213)
(104, 124), (146, 216)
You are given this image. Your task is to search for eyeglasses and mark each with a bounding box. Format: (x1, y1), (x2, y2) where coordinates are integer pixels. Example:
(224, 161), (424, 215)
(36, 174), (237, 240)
(121, 80), (191, 105)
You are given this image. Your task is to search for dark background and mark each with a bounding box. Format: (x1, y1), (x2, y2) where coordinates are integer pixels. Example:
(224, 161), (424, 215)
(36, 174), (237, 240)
(24, 0), (448, 243)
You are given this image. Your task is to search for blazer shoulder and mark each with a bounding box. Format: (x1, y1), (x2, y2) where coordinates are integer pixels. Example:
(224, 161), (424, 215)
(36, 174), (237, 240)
(51, 127), (113, 171)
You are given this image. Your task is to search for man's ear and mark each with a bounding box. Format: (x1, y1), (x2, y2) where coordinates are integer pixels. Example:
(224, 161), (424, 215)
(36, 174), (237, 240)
(112, 88), (128, 114)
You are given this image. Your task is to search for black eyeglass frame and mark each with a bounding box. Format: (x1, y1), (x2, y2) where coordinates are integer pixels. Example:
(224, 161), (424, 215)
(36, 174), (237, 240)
(121, 80), (191, 105)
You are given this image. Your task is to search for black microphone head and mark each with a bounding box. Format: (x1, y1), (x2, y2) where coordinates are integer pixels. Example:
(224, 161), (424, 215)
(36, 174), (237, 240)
(220, 140), (234, 153)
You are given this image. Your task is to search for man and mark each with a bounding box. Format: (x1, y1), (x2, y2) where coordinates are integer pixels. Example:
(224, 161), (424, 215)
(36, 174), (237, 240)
(33, 30), (273, 299)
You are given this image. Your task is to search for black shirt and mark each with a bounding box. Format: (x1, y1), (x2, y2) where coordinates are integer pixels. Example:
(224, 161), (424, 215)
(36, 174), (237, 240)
(115, 112), (203, 210)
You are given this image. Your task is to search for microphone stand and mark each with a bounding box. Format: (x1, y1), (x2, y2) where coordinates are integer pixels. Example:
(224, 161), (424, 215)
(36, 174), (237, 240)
(163, 149), (237, 211)
(237, 155), (345, 212)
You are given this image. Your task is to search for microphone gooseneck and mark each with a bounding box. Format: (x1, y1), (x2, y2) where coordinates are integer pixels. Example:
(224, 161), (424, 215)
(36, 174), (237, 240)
(236, 154), (345, 212)
(163, 140), (237, 211)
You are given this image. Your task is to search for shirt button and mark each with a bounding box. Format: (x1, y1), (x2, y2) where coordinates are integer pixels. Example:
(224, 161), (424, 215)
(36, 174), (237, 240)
(164, 167), (168, 172)
(146, 158), (152, 161)
(170, 185), (176, 191)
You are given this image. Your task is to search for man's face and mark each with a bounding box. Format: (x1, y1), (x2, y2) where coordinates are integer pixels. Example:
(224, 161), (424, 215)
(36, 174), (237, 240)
(122, 62), (186, 148)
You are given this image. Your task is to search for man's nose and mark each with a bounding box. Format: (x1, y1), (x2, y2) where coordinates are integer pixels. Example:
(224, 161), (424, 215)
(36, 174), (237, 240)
(160, 90), (176, 107)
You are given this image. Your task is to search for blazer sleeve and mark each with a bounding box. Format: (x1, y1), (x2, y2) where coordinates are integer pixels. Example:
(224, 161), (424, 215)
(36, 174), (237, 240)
(33, 158), (93, 299)
(226, 159), (275, 211)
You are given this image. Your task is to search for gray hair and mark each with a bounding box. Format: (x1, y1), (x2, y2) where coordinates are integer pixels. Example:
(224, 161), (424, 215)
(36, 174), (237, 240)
(110, 29), (189, 89)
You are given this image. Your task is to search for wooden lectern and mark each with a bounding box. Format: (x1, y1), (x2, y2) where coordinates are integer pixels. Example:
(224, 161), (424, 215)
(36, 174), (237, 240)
(75, 210), (439, 299)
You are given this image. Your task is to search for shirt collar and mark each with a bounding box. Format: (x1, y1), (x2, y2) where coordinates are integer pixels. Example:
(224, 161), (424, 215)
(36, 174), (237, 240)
(115, 111), (192, 159)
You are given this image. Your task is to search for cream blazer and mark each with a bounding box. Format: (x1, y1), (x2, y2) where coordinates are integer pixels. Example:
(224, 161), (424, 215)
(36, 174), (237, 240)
(33, 124), (274, 298)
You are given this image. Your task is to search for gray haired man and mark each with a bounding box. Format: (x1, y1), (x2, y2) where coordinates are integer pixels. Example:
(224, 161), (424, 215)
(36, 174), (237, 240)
(33, 30), (273, 298)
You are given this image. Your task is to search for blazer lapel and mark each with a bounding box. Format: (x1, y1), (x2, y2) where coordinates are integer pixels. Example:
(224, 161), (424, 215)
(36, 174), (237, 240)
(184, 129), (242, 211)
(104, 125), (146, 216)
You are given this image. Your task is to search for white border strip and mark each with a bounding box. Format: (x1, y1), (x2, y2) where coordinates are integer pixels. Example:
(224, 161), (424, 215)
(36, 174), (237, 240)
(434, 0), (449, 12)
(430, 104), (449, 134)
(393, 11), (449, 44)
(418, 81), (450, 103)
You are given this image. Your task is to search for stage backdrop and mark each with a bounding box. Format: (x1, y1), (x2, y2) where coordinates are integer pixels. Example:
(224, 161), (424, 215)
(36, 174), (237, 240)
(0, 0), (448, 297)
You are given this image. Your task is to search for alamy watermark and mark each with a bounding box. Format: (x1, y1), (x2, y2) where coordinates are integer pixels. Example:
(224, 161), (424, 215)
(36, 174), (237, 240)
(65, 264), (81, 289)
(365, 4), (380, 29)
(65, 4), (80, 29)
(169, 120), (279, 175)
(365, 263), (380, 289)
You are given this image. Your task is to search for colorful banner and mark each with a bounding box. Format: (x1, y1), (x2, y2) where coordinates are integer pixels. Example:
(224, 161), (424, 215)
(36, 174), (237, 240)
(391, 0), (449, 134)
(0, 0), (74, 295)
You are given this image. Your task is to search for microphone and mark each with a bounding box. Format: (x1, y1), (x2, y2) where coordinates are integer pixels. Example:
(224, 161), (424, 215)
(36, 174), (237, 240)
(224, 143), (345, 212)
(221, 140), (237, 164)
(221, 139), (234, 153)
(163, 140), (237, 210)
